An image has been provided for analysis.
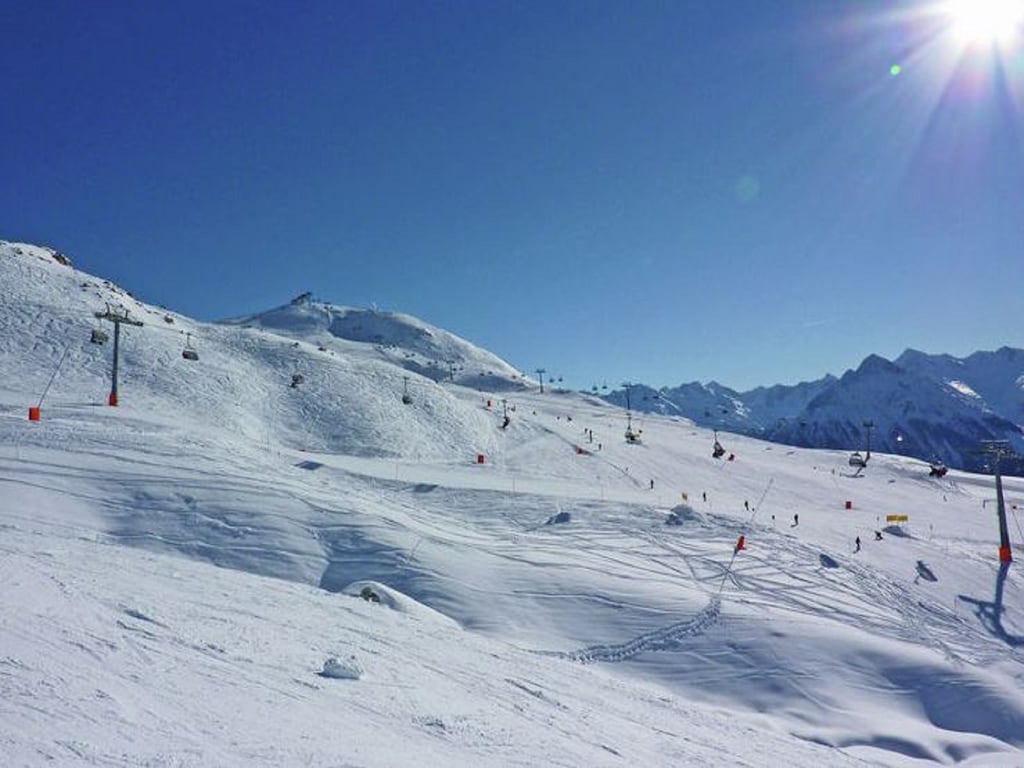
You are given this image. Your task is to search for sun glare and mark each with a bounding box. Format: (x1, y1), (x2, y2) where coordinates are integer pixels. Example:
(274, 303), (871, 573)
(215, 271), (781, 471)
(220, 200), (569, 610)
(945, 0), (1024, 46)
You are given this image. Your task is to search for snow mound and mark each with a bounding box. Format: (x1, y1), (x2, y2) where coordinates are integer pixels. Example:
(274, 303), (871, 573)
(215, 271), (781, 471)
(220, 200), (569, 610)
(320, 655), (363, 680)
(342, 580), (460, 629)
(666, 504), (705, 526)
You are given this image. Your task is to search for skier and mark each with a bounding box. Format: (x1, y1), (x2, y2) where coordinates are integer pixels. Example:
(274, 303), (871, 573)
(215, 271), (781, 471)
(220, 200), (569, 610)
(793, 513), (799, 527)
(650, 479), (655, 490)
(744, 500), (749, 511)
(854, 536), (861, 553)
(874, 530), (883, 541)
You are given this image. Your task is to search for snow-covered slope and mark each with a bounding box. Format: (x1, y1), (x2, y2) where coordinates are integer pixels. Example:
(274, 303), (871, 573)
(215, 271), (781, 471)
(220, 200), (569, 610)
(224, 292), (525, 392)
(3, 239), (1024, 767)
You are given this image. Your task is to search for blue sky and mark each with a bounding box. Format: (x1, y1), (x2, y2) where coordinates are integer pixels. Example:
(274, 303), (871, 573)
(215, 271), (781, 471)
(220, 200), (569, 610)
(2, 0), (1022, 391)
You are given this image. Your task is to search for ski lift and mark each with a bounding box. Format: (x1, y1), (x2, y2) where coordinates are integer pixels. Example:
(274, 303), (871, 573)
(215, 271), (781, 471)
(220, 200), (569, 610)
(624, 410), (642, 443)
(848, 451), (867, 468)
(712, 430), (726, 459)
(90, 327), (108, 345)
(182, 332), (199, 361)
(401, 376), (413, 405)
(929, 461), (948, 478)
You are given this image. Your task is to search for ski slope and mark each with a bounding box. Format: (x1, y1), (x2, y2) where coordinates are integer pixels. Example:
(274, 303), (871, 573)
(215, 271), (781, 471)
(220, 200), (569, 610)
(2, 240), (1024, 767)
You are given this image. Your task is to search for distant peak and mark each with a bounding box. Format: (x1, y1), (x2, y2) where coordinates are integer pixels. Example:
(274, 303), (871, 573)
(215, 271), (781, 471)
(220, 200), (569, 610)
(857, 353), (898, 374)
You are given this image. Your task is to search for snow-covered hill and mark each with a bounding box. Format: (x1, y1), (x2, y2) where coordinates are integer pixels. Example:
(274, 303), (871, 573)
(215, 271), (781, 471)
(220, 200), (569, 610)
(224, 292), (525, 392)
(3, 239), (1024, 767)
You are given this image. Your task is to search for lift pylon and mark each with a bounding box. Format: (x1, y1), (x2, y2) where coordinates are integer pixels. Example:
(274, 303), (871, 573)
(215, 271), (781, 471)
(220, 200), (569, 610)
(93, 306), (143, 406)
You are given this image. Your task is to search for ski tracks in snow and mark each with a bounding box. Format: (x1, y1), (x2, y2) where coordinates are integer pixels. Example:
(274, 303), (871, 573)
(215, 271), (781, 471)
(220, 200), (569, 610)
(539, 596), (721, 664)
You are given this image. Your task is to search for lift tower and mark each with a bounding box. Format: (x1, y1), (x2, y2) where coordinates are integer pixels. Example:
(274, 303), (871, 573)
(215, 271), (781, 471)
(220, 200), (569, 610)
(94, 306), (143, 406)
(979, 440), (1017, 564)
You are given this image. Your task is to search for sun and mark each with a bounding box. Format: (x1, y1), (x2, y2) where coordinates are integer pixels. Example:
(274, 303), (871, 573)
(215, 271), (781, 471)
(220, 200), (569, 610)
(945, 0), (1024, 46)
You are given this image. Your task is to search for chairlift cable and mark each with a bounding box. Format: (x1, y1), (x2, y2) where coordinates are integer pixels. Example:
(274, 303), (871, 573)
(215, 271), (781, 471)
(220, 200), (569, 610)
(37, 346), (72, 408)
(715, 477), (774, 597)
(1011, 503), (1024, 544)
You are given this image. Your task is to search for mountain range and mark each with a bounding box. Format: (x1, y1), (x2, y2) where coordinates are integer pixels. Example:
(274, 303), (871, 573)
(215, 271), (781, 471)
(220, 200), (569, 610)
(603, 349), (1024, 475)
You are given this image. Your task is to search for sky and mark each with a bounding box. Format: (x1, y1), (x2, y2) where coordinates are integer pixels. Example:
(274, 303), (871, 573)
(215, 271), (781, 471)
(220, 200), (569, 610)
(2, 0), (1023, 392)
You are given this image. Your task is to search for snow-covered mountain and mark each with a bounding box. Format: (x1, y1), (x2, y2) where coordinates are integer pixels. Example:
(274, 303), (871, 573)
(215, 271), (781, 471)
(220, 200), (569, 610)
(224, 292), (525, 392)
(604, 380), (757, 432)
(896, 347), (1024, 428)
(608, 351), (1024, 473)
(767, 353), (1024, 473)
(3, 238), (1024, 767)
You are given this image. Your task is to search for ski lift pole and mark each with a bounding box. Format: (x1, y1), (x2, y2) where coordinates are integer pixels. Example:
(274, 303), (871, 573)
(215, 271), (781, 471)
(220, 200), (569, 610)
(979, 441), (1016, 564)
(109, 318), (121, 405)
(995, 459), (1012, 564)
(94, 307), (143, 406)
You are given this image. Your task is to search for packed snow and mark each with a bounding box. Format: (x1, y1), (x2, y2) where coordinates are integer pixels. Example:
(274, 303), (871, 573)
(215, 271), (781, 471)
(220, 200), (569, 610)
(2, 240), (1024, 766)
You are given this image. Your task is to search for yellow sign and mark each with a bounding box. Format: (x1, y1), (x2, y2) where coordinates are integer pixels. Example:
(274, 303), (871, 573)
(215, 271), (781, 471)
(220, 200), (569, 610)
(885, 514), (909, 523)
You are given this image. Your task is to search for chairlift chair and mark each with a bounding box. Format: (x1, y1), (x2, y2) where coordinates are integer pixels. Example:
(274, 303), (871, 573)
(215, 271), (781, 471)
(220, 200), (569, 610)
(182, 332), (199, 361)
(929, 461), (948, 478)
(291, 373), (304, 388)
(90, 328), (109, 345)
(624, 411), (642, 444)
(849, 451), (867, 468)
(712, 430), (726, 459)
